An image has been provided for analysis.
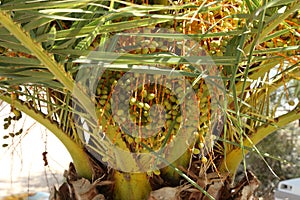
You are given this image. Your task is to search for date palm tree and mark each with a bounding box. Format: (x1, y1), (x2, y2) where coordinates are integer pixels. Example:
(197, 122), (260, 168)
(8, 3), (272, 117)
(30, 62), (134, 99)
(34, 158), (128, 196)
(0, 0), (299, 199)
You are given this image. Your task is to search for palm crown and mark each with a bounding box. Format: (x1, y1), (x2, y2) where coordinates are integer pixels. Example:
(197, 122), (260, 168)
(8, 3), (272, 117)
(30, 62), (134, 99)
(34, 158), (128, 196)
(0, 0), (299, 199)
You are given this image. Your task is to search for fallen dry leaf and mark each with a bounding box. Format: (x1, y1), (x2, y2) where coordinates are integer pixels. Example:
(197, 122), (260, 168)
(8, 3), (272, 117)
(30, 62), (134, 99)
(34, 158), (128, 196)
(148, 187), (180, 200)
(71, 178), (98, 200)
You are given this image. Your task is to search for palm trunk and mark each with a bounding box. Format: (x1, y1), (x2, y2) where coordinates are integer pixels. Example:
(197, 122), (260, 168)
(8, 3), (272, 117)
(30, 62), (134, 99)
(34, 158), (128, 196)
(161, 150), (190, 185)
(113, 171), (152, 200)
